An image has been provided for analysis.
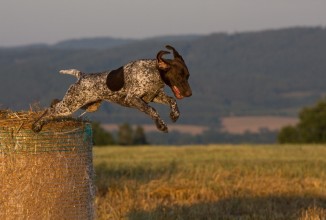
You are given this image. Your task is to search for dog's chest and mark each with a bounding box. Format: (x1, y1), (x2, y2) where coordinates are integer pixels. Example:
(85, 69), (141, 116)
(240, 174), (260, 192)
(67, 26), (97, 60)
(124, 60), (164, 101)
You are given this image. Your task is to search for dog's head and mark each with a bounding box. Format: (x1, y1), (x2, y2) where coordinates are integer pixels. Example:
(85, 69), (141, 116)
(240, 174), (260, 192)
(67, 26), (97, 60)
(156, 45), (192, 99)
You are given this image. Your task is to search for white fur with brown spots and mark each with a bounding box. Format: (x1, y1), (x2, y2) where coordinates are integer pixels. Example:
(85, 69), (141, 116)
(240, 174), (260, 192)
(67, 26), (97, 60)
(32, 45), (192, 133)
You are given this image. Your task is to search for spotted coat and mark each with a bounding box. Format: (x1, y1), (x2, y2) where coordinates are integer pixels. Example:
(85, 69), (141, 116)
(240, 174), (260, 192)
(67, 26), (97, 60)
(32, 45), (192, 133)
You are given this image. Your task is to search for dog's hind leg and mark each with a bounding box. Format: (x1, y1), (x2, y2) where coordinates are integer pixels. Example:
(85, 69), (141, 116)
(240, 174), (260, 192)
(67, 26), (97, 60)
(32, 102), (74, 132)
(32, 89), (85, 132)
(32, 92), (101, 132)
(50, 99), (61, 107)
(32, 109), (51, 132)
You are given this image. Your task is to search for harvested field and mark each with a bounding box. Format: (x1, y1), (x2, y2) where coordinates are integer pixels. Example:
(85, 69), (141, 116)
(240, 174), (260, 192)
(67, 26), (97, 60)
(94, 145), (326, 219)
(221, 116), (298, 134)
(102, 124), (207, 135)
(103, 116), (298, 135)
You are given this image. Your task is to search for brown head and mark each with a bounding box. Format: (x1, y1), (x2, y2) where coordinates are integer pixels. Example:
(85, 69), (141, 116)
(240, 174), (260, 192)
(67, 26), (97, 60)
(156, 45), (192, 99)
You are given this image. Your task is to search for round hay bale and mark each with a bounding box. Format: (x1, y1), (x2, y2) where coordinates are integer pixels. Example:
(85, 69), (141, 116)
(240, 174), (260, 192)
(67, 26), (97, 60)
(0, 110), (95, 220)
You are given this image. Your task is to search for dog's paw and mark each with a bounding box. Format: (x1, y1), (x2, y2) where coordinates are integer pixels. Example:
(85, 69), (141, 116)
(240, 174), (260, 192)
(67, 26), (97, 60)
(155, 119), (168, 133)
(170, 110), (180, 123)
(32, 122), (43, 133)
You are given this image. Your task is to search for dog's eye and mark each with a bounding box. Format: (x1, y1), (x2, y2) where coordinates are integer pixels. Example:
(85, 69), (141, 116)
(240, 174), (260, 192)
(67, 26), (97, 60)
(182, 70), (189, 80)
(180, 70), (189, 80)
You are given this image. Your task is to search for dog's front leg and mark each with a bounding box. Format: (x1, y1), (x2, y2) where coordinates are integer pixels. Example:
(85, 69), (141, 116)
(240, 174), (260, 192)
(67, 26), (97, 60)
(124, 95), (168, 132)
(153, 92), (180, 122)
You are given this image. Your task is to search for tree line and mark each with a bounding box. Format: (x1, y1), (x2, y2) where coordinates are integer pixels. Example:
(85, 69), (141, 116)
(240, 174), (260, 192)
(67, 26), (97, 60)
(94, 97), (326, 145)
(278, 98), (326, 143)
(92, 122), (148, 146)
(92, 121), (277, 146)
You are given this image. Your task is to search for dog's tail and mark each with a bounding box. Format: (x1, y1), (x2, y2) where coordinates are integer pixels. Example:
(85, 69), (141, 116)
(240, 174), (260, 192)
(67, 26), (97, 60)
(59, 69), (84, 79)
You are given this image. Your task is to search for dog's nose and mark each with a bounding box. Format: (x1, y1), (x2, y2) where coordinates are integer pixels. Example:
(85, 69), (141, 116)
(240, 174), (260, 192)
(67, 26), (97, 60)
(185, 90), (192, 97)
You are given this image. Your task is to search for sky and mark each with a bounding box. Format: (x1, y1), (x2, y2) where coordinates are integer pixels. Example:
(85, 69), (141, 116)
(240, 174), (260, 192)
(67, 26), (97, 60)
(1, 0), (325, 47)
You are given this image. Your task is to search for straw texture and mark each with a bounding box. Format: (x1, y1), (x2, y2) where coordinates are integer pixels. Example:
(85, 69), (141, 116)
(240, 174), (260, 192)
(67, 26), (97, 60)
(0, 110), (95, 220)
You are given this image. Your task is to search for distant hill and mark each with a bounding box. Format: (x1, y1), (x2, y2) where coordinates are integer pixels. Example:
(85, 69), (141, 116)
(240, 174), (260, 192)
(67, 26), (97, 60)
(53, 37), (135, 49)
(52, 35), (201, 50)
(1, 27), (326, 127)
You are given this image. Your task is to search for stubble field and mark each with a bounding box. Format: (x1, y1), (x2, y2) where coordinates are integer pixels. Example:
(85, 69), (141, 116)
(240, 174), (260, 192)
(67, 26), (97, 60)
(93, 145), (326, 220)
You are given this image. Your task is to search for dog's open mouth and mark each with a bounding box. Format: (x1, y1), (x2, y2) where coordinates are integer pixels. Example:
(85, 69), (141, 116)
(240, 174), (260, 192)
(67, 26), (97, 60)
(172, 86), (184, 99)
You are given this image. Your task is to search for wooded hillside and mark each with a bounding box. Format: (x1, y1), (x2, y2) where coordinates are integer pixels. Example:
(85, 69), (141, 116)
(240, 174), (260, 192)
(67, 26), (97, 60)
(1, 27), (326, 126)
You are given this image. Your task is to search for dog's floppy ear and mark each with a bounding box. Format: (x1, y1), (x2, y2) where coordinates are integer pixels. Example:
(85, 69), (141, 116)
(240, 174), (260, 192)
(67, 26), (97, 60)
(166, 45), (185, 62)
(156, 50), (171, 71)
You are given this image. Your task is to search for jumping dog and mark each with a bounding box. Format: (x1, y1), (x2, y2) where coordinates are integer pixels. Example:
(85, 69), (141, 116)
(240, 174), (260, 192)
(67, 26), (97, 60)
(32, 45), (192, 133)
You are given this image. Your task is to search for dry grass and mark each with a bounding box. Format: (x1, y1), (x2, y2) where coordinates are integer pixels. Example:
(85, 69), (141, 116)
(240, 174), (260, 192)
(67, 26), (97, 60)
(0, 152), (94, 219)
(0, 109), (85, 131)
(94, 145), (326, 220)
(0, 110), (94, 219)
